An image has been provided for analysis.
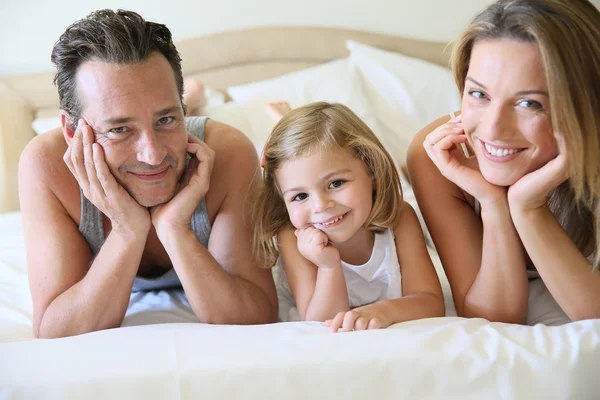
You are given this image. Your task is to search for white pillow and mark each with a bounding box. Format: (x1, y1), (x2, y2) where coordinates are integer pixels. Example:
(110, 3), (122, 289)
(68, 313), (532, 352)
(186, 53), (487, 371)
(32, 114), (61, 135)
(346, 40), (461, 164)
(226, 58), (383, 153)
(202, 102), (259, 154)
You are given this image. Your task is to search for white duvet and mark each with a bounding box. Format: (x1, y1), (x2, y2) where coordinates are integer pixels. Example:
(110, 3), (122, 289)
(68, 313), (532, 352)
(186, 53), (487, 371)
(1, 211), (599, 399)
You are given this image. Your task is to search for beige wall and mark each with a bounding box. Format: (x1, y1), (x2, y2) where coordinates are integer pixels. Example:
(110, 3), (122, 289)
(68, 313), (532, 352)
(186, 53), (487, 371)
(3, 0), (598, 76)
(0, 0), (496, 76)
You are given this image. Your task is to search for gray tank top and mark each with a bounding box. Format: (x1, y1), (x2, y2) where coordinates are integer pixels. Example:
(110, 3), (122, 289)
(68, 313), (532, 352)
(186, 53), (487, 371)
(78, 116), (212, 291)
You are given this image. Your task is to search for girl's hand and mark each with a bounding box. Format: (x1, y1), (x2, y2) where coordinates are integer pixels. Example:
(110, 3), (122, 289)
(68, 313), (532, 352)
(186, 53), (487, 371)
(325, 303), (391, 333)
(295, 227), (341, 268)
(423, 115), (506, 207)
(508, 132), (569, 214)
(151, 134), (215, 238)
(63, 119), (151, 237)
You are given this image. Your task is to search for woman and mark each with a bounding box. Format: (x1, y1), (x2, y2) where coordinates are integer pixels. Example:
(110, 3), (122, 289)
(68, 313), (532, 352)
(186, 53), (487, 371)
(407, 0), (600, 325)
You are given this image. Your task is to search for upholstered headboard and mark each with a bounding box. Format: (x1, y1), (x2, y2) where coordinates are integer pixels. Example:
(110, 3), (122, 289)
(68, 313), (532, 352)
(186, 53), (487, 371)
(0, 26), (449, 213)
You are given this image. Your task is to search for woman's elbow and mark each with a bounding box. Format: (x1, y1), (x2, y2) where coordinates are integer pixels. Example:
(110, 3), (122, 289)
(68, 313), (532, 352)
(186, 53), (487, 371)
(460, 304), (527, 324)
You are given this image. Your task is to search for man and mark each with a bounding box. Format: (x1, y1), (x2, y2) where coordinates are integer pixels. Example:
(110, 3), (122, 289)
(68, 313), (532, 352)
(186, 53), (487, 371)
(18, 9), (277, 338)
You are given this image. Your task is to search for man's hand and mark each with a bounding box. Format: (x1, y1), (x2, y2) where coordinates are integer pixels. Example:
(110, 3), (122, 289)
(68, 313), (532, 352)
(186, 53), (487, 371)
(63, 119), (151, 237)
(151, 133), (215, 238)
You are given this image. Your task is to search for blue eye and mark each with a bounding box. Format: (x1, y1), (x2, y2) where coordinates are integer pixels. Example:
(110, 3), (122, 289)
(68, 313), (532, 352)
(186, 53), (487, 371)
(518, 99), (542, 110)
(292, 193), (308, 202)
(328, 180), (345, 189)
(468, 90), (487, 99)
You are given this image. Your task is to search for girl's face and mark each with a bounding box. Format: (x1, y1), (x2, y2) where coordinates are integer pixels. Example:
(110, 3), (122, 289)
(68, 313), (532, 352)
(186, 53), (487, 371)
(461, 38), (558, 186)
(275, 146), (375, 244)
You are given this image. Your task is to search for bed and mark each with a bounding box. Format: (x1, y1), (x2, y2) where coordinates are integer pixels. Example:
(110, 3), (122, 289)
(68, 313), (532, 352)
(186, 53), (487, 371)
(1, 26), (599, 399)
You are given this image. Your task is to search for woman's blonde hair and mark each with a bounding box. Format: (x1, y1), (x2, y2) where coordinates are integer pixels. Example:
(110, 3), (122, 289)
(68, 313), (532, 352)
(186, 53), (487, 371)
(452, 0), (600, 268)
(253, 102), (403, 267)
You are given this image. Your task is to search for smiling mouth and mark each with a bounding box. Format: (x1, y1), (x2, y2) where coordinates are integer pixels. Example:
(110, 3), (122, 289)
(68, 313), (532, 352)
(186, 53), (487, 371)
(313, 212), (348, 228)
(482, 142), (525, 158)
(130, 166), (169, 181)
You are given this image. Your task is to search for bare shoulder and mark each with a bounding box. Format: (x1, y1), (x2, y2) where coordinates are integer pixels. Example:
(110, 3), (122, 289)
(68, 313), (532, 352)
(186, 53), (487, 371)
(201, 119), (261, 221)
(204, 119), (259, 187)
(20, 128), (68, 178)
(203, 119), (258, 165)
(277, 225), (297, 250)
(407, 113), (456, 162)
(19, 128), (77, 210)
(393, 201), (422, 240)
(405, 112), (467, 205)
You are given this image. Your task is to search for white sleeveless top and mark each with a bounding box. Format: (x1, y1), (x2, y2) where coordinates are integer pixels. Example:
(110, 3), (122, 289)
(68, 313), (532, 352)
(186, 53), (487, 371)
(275, 228), (402, 322)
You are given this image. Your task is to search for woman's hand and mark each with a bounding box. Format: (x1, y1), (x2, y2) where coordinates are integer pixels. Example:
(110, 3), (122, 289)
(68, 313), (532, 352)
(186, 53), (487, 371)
(508, 132), (569, 214)
(423, 115), (506, 208)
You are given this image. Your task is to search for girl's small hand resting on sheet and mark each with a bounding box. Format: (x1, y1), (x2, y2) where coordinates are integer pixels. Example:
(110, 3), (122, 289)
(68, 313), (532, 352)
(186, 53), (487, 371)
(151, 133), (215, 238)
(325, 303), (392, 333)
(508, 132), (569, 214)
(63, 119), (151, 237)
(423, 115), (506, 208)
(294, 227), (341, 268)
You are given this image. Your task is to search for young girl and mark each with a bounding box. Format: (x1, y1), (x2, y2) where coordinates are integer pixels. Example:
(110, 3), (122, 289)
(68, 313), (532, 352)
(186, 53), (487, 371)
(254, 102), (444, 332)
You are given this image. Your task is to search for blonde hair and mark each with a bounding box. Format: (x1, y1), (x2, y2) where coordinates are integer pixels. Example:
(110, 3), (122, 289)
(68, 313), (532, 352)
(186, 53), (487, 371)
(253, 102), (403, 267)
(452, 0), (600, 268)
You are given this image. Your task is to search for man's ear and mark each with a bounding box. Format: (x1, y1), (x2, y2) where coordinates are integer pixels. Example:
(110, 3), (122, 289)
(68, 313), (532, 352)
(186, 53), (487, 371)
(60, 110), (76, 145)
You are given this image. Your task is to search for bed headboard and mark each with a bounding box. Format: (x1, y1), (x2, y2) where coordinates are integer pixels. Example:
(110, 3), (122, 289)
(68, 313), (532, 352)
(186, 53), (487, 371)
(0, 26), (450, 213)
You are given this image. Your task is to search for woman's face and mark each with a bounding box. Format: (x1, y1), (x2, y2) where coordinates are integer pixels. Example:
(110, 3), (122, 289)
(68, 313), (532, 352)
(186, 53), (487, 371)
(461, 39), (558, 186)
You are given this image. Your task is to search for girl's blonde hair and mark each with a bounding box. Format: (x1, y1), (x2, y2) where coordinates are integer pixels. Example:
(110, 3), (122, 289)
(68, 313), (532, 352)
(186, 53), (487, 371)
(253, 102), (403, 267)
(452, 0), (600, 268)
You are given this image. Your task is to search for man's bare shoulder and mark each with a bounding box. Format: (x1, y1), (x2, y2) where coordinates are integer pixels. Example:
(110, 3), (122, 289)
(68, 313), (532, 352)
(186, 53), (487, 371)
(203, 119), (259, 184)
(19, 127), (79, 215)
(201, 119), (261, 219)
(20, 127), (68, 177)
(203, 119), (257, 161)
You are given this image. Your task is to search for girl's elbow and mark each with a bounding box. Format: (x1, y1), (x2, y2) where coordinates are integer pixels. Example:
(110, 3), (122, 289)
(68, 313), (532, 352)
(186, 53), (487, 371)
(431, 294), (446, 317)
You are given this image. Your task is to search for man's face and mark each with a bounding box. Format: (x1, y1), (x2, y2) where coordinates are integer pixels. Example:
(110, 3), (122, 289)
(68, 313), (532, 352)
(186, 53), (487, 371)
(74, 52), (187, 207)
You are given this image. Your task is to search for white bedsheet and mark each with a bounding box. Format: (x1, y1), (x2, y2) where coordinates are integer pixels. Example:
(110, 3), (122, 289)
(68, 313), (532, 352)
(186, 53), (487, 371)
(1, 211), (599, 399)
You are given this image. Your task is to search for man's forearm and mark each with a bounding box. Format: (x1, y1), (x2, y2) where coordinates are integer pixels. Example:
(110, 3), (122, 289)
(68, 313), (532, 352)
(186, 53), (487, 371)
(161, 229), (275, 324)
(37, 231), (146, 338)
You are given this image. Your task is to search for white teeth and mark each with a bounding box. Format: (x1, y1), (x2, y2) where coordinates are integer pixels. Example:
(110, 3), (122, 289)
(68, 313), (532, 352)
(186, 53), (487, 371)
(484, 143), (521, 157)
(321, 214), (344, 226)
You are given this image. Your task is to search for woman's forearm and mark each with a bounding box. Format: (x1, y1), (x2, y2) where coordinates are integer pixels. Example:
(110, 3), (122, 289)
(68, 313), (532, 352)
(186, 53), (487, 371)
(512, 206), (600, 320)
(463, 199), (529, 323)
